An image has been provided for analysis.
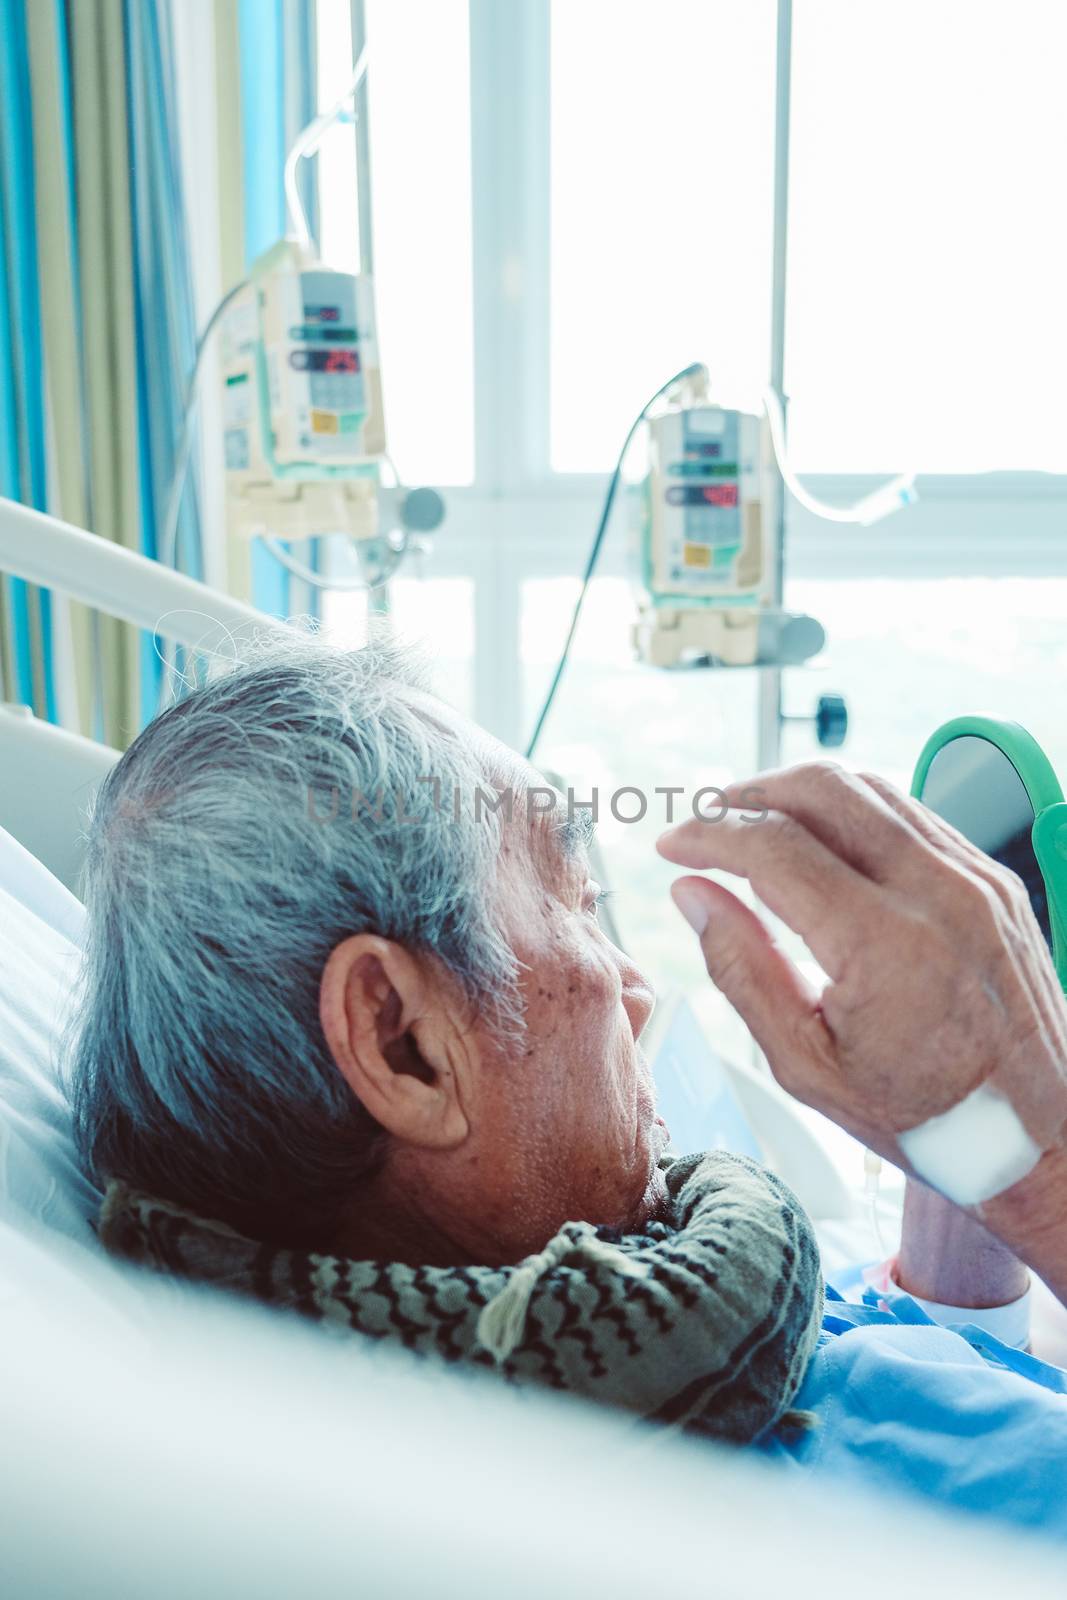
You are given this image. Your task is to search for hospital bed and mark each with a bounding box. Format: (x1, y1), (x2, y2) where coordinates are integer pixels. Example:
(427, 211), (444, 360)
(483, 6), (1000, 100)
(1, 494), (1066, 1595)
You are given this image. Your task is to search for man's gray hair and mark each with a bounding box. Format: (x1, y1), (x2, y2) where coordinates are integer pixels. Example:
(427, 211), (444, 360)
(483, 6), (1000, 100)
(70, 635), (521, 1244)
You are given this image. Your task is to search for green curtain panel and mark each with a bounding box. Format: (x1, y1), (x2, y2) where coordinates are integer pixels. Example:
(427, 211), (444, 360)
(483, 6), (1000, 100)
(67, 0), (144, 746)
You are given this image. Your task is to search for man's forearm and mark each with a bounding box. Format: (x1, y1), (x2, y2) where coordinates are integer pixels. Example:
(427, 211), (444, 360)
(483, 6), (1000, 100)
(895, 1178), (1029, 1309)
(979, 1142), (1067, 1308)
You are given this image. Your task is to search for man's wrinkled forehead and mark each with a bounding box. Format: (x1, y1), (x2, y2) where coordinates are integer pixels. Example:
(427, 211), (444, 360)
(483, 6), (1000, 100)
(403, 688), (592, 878)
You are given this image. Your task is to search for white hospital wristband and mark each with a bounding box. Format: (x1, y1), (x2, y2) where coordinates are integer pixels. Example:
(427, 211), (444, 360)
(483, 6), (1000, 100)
(897, 1083), (1043, 1208)
(889, 1269), (1032, 1351)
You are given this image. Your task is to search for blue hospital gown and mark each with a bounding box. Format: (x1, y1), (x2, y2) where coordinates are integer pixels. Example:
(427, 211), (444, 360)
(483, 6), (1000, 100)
(761, 1285), (1067, 1540)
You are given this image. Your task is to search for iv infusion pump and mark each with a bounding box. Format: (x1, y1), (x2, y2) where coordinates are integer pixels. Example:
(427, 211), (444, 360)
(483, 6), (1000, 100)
(632, 380), (780, 668)
(220, 242), (386, 546)
(629, 364), (915, 671)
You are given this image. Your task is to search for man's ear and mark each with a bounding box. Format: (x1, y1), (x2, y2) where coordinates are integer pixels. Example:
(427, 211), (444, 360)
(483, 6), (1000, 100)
(319, 934), (470, 1150)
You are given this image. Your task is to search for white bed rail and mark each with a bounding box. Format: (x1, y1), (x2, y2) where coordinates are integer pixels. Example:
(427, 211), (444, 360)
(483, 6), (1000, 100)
(0, 496), (279, 648)
(0, 497), (285, 890)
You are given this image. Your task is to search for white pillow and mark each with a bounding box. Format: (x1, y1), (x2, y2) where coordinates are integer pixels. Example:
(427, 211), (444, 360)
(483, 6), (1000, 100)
(0, 825), (101, 1246)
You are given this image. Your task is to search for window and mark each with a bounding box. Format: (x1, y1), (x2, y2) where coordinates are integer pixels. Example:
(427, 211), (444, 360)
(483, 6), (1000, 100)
(316, 0), (475, 484)
(783, 575), (1067, 784)
(314, 0), (1067, 485)
(785, 0), (1067, 472)
(390, 574), (475, 717)
(311, 0), (1067, 962)
(321, 575), (475, 718)
(549, 0), (777, 472)
(522, 573), (759, 1042)
(548, 0), (1067, 475)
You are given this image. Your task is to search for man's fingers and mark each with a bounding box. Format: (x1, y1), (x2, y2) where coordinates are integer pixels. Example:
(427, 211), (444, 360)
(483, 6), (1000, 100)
(720, 762), (931, 885)
(857, 770), (1034, 907)
(670, 876), (832, 1093)
(658, 808), (882, 978)
(721, 759), (1023, 916)
(858, 769), (978, 858)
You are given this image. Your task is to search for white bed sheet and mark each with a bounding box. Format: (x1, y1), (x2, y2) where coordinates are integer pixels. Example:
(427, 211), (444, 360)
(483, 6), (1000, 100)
(1, 830), (1065, 1591)
(0, 825), (101, 1248)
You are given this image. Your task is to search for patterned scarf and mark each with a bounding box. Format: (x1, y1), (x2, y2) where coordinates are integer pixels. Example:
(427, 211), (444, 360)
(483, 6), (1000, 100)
(100, 1149), (823, 1445)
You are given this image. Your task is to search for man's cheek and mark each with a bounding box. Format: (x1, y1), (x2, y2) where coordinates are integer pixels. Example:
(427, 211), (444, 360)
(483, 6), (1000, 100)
(572, 941), (622, 1011)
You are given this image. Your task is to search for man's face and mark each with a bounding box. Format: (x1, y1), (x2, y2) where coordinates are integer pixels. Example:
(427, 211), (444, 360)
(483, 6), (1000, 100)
(428, 707), (666, 1255)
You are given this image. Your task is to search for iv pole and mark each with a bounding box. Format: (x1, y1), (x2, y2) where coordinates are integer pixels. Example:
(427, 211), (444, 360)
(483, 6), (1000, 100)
(348, 0), (392, 620)
(757, 0), (793, 773)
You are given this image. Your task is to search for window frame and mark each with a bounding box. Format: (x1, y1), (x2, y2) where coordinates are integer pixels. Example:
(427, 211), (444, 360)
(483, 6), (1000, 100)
(346, 0), (1067, 753)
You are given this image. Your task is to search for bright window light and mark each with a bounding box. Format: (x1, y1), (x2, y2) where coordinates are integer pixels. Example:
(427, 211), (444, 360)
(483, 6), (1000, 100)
(784, 576), (1067, 784)
(521, 574), (759, 1060)
(316, 0), (475, 484)
(320, 575), (475, 718)
(549, 0), (777, 473)
(786, 0), (1067, 472)
(389, 574), (475, 717)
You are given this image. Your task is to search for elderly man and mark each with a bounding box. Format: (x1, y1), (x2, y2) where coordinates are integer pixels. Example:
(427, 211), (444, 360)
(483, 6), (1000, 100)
(73, 639), (822, 1444)
(72, 638), (1067, 1458)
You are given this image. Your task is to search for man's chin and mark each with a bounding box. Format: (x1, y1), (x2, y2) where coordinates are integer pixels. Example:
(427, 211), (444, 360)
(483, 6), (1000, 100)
(624, 1158), (671, 1232)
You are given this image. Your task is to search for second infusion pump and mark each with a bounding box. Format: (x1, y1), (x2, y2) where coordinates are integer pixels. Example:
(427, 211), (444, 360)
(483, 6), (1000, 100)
(633, 396), (778, 667)
(220, 245), (386, 549)
(222, 262), (384, 479)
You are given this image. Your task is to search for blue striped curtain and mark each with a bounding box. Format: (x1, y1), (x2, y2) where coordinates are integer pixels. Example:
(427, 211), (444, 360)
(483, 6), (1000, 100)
(0, 0), (56, 721)
(0, 0), (201, 742)
(125, 0), (203, 725)
(0, 0), (319, 740)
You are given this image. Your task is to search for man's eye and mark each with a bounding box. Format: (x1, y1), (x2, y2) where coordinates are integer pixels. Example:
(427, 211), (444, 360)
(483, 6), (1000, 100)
(587, 887), (613, 920)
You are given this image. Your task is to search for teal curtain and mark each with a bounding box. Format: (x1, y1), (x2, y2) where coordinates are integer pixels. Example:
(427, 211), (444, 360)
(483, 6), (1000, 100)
(0, 0), (56, 721)
(125, 0), (203, 725)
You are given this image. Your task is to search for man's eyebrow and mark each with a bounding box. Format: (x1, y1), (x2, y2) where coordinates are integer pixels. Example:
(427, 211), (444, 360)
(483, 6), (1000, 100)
(553, 808), (596, 863)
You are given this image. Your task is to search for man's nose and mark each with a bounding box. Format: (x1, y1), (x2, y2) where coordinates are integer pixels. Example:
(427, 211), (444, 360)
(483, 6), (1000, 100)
(622, 965), (656, 1036)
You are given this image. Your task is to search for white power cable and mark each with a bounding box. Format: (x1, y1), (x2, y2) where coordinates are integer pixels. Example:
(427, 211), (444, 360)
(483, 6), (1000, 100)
(156, 274), (252, 710)
(864, 1148), (890, 1261)
(159, 274), (253, 573)
(259, 532), (405, 591)
(163, 39), (371, 571)
(255, 452), (417, 594)
(284, 45), (369, 256)
(155, 42), (376, 711)
(762, 385), (916, 525)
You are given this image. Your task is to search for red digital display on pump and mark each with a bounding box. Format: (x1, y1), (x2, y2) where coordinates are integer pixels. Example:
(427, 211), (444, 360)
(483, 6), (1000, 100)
(702, 483), (738, 508)
(289, 348), (361, 374)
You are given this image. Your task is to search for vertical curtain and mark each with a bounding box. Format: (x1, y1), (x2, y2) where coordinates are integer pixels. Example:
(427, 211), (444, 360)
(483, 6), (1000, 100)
(68, 0), (149, 746)
(1, 0), (201, 747)
(0, 0), (56, 722)
(125, 0), (203, 725)
(23, 0), (92, 734)
(1, 0), (319, 743)
(238, 0), (290, 620)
